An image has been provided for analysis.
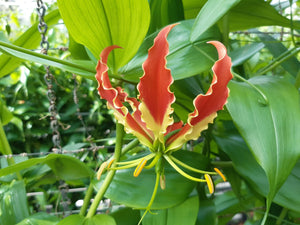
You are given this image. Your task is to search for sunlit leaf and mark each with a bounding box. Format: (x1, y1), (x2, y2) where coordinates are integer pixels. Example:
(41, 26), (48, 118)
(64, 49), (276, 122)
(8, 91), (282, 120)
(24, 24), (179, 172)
(57, 0), (150, 70)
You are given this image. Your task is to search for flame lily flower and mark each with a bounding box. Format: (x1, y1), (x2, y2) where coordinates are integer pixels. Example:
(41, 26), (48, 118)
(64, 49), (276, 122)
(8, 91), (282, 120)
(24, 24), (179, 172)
(96, 24), (232, 211)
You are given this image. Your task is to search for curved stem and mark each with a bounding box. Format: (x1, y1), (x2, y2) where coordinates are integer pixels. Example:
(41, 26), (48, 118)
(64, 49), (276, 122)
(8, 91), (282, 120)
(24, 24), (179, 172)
(138, 171), (160, 225)
(233, 72), (269, 106)
(86, 123), (124, 218)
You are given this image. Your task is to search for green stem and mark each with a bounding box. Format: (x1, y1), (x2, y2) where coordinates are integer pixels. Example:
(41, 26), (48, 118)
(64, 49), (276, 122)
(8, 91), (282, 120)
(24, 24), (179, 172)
(138, 172), (160, 225)
(0, 120), (22, 180)
(275, 208), (288, 225)
(257, 47), (300, 76)
(79, 182), (94, 216)
(85, 123), (124, 218)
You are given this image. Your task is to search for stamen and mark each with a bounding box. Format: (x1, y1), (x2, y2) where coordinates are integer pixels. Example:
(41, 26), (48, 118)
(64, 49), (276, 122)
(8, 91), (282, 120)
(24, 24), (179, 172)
(134, 158), (148, 177)
(107, 159), (115, 169)
(164, 155), (206, 182)
(169, 155), (218, 175)
(214, 168), (227, 181)
(97, 161), (108, 180)
(204, 174), (214, 194)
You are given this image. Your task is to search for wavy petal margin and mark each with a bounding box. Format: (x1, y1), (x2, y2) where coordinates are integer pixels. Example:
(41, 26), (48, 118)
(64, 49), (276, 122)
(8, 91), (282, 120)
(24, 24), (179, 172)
(96, 46), (153, 148)
(137, 24), (177, 144)
(166, 41), (233, 151)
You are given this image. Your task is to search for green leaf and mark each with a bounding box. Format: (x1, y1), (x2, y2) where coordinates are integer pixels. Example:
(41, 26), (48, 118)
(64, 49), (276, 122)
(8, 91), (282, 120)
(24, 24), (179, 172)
(148, 0), (184, 34)
(84, 215), (116, 225)
(57, 215), (85, 225)
(0, 99), (13, 125)
(0, 180), (29, 225)
(227, 0), (300, 31)
(190, 0), (241, 42)
(96, 150), (209, 209)
(0, 154), (93, 181)
(230, 42), (265, 67)
(0, 9), (61, 78)
(0, 40), (95, 78)
(16, 212), (59, 225)
(196, 198), (216, 225)
(226, 76), (300, 208)
(120, 20), (221, 82)
(110, 207), (140, 225)
(57, 0), (150, 71)
(214, 130), (300, 212)
(142, 196), (199, 225)
(258, 32), (300, 78)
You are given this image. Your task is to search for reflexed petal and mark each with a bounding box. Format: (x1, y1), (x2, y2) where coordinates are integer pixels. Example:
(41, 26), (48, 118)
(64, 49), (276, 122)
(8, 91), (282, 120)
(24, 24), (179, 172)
(137, 24), (177, 143)
(166, 41), (233, 151)
(96, 46), (153, 148)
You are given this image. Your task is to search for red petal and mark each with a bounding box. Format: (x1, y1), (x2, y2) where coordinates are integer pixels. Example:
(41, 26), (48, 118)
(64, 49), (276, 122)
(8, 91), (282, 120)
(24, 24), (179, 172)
(137, 24), (177, 142)
(95, 46), (154, 148)
(166, 41), (233, 151)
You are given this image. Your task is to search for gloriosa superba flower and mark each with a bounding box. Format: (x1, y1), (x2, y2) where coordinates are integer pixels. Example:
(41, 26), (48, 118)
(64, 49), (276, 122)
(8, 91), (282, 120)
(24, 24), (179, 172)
(96, 24), (233, 216)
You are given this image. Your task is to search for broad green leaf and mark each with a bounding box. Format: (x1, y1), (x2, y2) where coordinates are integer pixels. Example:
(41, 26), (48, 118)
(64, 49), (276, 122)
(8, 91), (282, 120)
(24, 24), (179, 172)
(0, 40), (95, 78)
(142, 196), (199, 225)
(0, 9), (61, 78)
(84, 214), (116, 225)
(96, 151), (209, 209)
(196, 199), (216, 225)
(148, 0), (184, 34)
(227, 0), (300, 31)
(16, 212), (59, 225)
(226, 76), (300, 208)
(57, 0), (150, 70)
(214, 131), (300, 212)
(68, 34), (90, 60)
(230, 43), (265, 67)
(57, 215), (85, 225)
(190, 0), (241, 42)
(257, 32), (300, 78)
(0, 180), (29, 225)
(120, 20), (221, 82)
(110, 207), (140, 225)
(0, 154), (93, 181)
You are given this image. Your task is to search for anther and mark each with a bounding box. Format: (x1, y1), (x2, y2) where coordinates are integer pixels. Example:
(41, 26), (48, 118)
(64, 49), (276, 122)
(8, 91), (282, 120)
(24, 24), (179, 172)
(204, 174), (214, 194)
(214, 168), (227, 182)
(107, 159), (115, 169)
(97, 161), (108, 180)
(134, 158), (147, 177)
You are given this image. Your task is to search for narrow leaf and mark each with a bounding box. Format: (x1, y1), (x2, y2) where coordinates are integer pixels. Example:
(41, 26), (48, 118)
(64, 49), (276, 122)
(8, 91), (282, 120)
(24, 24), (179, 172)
(190, 0), (241, 42)
(0, 9), (61, 78)
(0, 40), (95, 78)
